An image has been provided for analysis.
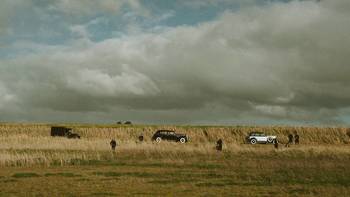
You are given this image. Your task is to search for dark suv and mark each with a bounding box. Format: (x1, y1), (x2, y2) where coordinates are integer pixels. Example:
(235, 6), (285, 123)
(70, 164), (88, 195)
(152, 130), (188, 143)
(51, 126), (81, 139)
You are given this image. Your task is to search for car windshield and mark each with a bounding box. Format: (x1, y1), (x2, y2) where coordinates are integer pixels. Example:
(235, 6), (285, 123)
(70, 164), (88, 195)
(158, 130), (174, 135)
(251, 132), (265, 136)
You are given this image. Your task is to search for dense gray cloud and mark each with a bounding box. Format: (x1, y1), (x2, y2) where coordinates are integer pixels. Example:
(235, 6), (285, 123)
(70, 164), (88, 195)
(1, 0), (350, 124)
(0, 0), (16, 36)
(179, 0), (263, 9)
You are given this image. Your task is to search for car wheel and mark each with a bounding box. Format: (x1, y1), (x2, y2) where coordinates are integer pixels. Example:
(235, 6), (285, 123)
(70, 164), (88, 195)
(267, 137), (273, 143)
(179, 137), (186, 143)
(250, 138), (257, 144)
(155, 137), (162, 143)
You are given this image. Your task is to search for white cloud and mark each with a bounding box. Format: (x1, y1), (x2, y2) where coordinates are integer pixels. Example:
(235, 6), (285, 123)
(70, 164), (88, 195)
(70, 24), (91, 40)
(66, 66), (160, 97)
(0, 0), (18, 36)
(0, 84), (16, 109)
(255, 105), (287, 117)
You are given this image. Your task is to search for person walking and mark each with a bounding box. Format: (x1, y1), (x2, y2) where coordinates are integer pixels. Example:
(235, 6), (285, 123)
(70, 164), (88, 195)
(216, 139), (223, 151)
(110, 139), (117, 151)
(273, 139), (279, 149)
(294, 133), (300, 145)
(285, 134), (293, 147)
(138, 134), (144, 142)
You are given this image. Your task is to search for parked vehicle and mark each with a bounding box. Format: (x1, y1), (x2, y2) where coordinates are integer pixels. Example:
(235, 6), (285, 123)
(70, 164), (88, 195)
(152, 130), (188, 143)
(246, 132), (276, 144)
(50, 126), (81, 139)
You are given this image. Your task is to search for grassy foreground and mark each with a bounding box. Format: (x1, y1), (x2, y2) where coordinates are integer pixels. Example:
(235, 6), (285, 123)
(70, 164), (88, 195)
(0, 124), (350, 196)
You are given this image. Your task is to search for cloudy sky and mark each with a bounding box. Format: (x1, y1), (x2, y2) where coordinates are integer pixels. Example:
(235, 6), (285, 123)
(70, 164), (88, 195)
(0, 0), (349, 125)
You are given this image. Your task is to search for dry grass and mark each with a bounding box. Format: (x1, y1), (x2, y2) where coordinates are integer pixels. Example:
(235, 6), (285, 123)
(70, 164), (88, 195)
(1, 124), (350, 196)
(0, 123), (350, 167)
(1, 145), (350, 196)
(1, 123), (350, 143)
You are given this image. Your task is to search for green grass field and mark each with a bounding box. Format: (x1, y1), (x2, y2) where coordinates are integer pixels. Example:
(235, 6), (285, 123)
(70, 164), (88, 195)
(0, 124), (350, 196)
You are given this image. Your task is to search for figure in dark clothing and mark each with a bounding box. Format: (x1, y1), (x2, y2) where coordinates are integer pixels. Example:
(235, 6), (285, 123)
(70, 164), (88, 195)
(294, 133), (300, 145)
(110, 139), (117, 151)
(138, 135), (144, 142)
(273, 139), (279, 149)
(288, 134), (294, 143)
(285, 134), (293, 147)
(216, 139), (223, 151)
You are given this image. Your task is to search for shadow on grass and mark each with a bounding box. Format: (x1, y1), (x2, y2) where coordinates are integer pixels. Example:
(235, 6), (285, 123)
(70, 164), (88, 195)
(148, 178), (199, 184)
(76, 178), (90, 182)
(274, 168), (350, 186)
(91, 192), (118, 196)
(93, 171), (156, 178)
(125, 162), (223, 170)
(288, 188), (312, 195)
(1, 179), (18, 183)
(68, 158), (225, 171)
(44, 172), (81, 177)
(195, 182), (229, 187)
(12, 173), (40, 178)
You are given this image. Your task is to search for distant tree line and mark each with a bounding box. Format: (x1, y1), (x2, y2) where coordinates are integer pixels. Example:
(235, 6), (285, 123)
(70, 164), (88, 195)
(116, 121), (132, 125)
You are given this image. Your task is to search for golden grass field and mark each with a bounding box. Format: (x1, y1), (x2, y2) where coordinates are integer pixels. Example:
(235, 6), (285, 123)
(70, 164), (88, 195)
(0, 123), (350, 196)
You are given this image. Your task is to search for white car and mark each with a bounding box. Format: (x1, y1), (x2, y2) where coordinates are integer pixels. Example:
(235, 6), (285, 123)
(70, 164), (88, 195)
(246, 132), (277, 144)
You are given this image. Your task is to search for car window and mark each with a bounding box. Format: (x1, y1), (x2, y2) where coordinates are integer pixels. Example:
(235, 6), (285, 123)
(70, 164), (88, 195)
(251, 133), (265, 136)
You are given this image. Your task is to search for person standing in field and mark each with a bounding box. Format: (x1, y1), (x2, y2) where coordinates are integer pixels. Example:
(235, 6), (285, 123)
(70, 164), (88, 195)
(285, 134), (293, 147)
(294, 133), (300, 145)
(138, 128), (145, 143)
(216, 139), (223, 151)
(110, 139), (117, 151)
(138, 134), (144, 142)
(273, 139), (279, 149)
